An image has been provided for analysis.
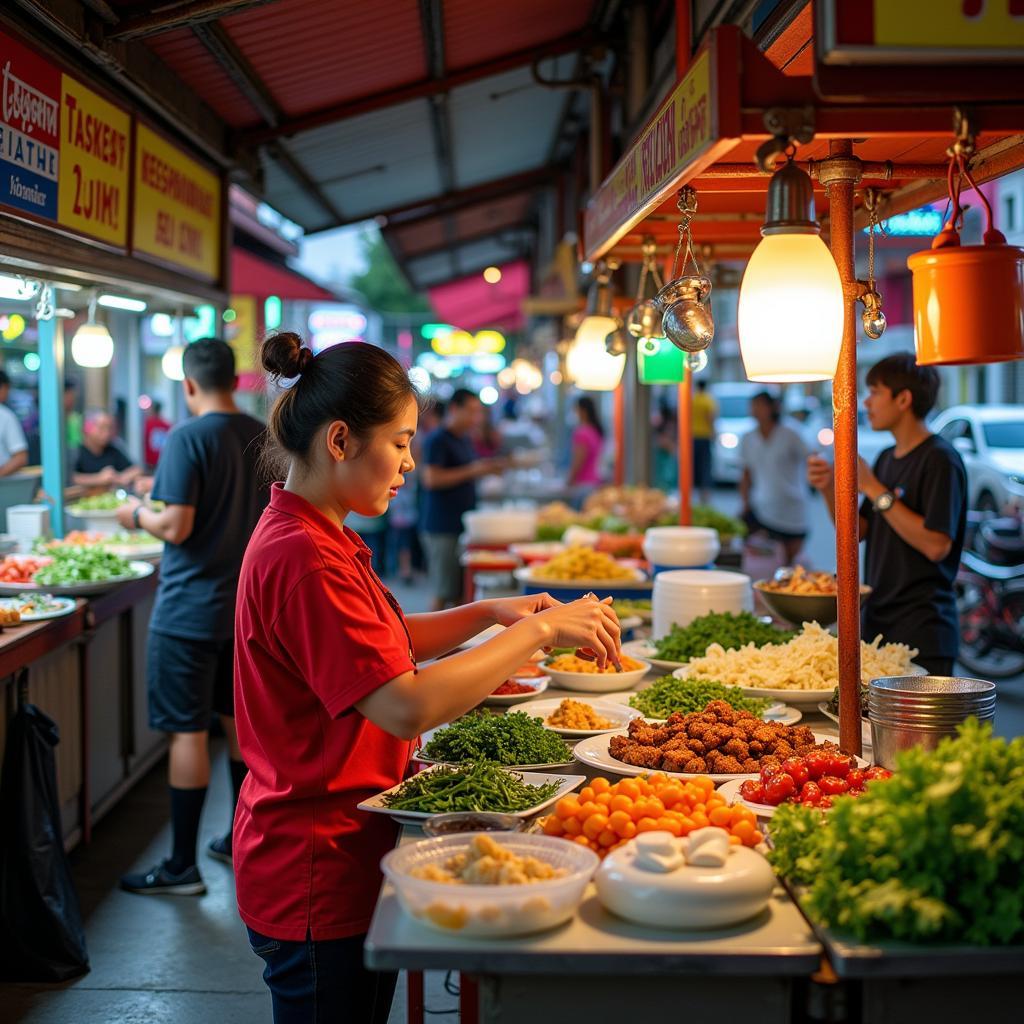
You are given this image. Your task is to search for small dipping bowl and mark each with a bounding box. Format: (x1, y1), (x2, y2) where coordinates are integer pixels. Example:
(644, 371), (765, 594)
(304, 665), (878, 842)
(422, 812), (526, 838)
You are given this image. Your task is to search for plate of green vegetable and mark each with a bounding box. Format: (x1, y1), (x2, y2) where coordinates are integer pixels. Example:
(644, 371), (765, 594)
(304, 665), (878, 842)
(415, 711), (576, 770)
(627, 675), (801, 724)
(359, 763), (585, 825)
(0, 548), (154, 595)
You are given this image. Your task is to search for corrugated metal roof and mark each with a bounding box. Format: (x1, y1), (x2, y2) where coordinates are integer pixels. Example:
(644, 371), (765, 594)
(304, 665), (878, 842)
(452, 193), (532, 238)
(448, 64), (569, 189)
(145, 28), (263, 126)
(442, 0), (594, 70)
(220, 0), (427, 118)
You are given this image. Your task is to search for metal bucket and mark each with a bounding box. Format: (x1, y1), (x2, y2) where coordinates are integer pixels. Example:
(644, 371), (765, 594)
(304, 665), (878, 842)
(868, 676), (996, 769)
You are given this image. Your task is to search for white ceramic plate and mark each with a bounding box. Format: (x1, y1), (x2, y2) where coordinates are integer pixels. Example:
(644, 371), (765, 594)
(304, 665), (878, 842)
(817, 703), (872, 746)
(358, 768), (586, 826)
(514, 565), (650, 590)
(509, 541), (566, 562)
(521, 697), (643, 737)
(0, 560), (154, 596)
(0, 595), (77, 621)
(66, 506), (122, 520)
(621, 639), (687, 672)
(542, 658), (652, 693)
(481, 676), (550, 707)
(572, 730), (862, 784)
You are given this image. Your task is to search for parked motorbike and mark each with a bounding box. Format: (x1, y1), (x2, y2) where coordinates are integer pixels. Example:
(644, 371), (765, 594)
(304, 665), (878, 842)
(956, 514), (1024, 678)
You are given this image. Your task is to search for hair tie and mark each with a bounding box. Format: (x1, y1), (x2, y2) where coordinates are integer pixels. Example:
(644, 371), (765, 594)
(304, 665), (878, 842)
(297, 347), (314, 374)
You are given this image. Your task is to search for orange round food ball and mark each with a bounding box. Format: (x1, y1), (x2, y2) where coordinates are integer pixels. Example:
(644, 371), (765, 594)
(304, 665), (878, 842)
(562, 816), (582, 836)
(636, 816), (660, 833)
(591, 777), (611, 795)
(583, 814), (610, 840)
(555, 796), (581, 820)
(709, 805), (733, 828)
(542, 815), (564, 836)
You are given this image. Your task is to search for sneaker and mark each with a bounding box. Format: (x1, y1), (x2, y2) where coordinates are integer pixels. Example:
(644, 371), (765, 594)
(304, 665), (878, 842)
(119, 860), (206, 896)
(207, 834), (233, 865)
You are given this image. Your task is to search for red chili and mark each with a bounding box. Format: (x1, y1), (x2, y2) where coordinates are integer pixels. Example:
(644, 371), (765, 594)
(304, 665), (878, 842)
(492, 680), (535, 695)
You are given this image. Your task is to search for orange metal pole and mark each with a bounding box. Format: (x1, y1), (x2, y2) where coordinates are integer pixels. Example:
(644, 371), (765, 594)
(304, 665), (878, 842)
(824, 140), (863, 757)
(678, 375), (693, 525)
(614, 385), (626, 486)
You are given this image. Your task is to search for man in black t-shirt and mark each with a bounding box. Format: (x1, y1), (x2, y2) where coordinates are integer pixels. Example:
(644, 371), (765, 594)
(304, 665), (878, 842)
(809, 353), (966, 676)
(117, 339), (268, 897)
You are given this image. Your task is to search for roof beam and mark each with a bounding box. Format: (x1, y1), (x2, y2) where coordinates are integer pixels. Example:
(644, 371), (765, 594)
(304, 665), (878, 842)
(190, 20), (346, 225)
(395, 222), (536, 263)
(239, 29), (594, 145)
(410, 255), (531, 290)
(107, 0), (277, 42)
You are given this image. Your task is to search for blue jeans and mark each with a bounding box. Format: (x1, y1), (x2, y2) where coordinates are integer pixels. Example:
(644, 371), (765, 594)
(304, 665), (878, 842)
(247, 928), (397, 1024)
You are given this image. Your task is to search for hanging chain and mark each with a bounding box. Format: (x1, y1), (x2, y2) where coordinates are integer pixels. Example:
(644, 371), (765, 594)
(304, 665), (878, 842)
(671, 186), (702, 280)
(862, 188), (883, 291)
(638, 236), (664, 301)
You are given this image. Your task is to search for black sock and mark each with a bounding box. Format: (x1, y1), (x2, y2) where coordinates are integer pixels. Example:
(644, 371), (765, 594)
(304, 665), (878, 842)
(226, 759), (248, 847)
(167, 786), (207, 874)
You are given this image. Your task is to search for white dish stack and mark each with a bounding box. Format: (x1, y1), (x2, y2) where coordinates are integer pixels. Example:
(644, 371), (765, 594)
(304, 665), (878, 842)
(652, 569), (753, 639)
(643, 526), (720, 570)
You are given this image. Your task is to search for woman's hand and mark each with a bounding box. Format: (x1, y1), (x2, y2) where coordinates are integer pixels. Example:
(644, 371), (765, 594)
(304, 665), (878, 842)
(530, 595), (622, 667)
(486, 593), (562, 627)
(807, 453), (834, 493)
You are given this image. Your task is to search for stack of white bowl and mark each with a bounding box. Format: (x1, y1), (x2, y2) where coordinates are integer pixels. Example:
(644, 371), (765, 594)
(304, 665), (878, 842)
(643, 526), (720, 572)
(652, 569), (753, 640)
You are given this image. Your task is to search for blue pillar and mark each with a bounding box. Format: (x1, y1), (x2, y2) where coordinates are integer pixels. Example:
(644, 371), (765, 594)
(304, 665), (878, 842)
(37, 289), (66, 539)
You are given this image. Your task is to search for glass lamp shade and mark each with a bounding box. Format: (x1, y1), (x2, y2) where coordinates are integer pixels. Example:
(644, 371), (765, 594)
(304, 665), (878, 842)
(737, 233), (844, 382)
(568, 315), (625, 391)
(71, 323), (114, 368)
(162, 344), (186, 381)
(637, 337), (685, 384)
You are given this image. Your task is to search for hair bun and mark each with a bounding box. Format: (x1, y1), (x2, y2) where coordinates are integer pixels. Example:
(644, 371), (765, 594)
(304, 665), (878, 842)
(261, 331), (312, 379)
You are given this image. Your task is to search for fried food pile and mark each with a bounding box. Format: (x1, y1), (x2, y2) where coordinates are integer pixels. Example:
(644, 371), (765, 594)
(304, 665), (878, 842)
(608, 699), (833, 775)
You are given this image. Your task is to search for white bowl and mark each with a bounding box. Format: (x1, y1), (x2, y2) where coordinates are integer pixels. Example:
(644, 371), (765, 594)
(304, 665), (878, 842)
(643, 527), (720, 568)
(382, 832), (598, 936)
(464, 508), (538, 545)
(543, 658), (652, 693)
(652, 569), (752, 639)
(595, 837), (774, 929)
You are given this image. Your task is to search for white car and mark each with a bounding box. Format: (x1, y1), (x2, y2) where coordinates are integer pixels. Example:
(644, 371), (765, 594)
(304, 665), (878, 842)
(931, 405), (1024, 512)
(709, 382), (765, 484)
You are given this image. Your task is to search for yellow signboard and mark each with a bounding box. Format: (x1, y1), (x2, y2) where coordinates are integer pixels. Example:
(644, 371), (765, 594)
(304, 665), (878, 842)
(133, 123), (222, 281)
(57, 74), (130, 247)
(874, 0), (1024, 49)
(585, 50), (713, 259)
(226, 294), (257, 373)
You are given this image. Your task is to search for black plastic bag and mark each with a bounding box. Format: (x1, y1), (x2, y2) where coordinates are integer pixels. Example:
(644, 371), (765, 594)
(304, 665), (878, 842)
(0, 702), (89, 981)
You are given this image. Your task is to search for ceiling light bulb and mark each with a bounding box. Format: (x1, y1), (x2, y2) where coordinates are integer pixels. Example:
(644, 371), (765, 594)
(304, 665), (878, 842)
(567, 315), (625, 391)
(71, 323), (114, 368)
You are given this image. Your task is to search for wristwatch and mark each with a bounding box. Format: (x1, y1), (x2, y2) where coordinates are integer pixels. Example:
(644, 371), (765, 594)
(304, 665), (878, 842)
(873, 491), (896, 512)
(132, 504), (142, 529)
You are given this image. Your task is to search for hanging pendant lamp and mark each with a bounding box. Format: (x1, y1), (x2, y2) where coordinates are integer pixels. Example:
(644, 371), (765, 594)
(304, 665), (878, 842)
(909, 139), (1024, 366)
(567, 260), (625, 391)
(71, 293), (114, 369)
(737, 157), (844, 382)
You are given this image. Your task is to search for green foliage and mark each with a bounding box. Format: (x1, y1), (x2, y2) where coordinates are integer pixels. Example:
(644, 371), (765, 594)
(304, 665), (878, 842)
(382, 762), (561, 814)
(654, 611), (793, 663)
(768, 721), (1024, 944)
(33, 547), (135, 585)
(629, 676), (770, 719)
(423, 712), (572, 766)
(349, 230), (432, 313)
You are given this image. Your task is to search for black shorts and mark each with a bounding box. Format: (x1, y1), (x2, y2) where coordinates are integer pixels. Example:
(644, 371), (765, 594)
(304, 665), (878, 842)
(742, 507), (807, 543)
(693, 438), (713, 488)
(147, 629), (235, 733)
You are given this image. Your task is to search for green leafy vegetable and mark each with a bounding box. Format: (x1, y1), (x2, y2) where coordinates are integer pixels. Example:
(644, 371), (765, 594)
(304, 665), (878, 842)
(381, 762), (562, 814)
(691, 505), (747, 540)
(69, 493), (125, 512)
(423, 712), (571, 766)
(827, 683), (870, 718)
(33, 547), (135, 585)
(629, 676), (769, 719)
(654, 611), (793, 664)
(768, 720), (1024, 945)
(611, 598), (652, 617)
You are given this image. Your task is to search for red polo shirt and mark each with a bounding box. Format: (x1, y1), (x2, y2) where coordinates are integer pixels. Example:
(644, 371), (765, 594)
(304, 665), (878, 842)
(233, 484), (416, 941)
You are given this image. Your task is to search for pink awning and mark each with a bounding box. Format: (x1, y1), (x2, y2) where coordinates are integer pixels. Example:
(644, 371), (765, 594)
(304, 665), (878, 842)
(427, 261), (529, 332)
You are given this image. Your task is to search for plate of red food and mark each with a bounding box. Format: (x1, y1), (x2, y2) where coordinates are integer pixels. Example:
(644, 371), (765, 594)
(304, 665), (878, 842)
(718, 752), (890, 817)
(482, 675), (550, 707)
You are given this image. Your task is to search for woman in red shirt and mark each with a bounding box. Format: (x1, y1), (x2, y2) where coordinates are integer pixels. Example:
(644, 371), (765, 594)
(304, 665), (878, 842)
(235, 333), (622, 1024)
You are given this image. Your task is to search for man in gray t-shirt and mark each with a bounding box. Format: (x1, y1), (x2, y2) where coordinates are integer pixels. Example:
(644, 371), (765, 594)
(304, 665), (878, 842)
(739, 391), (809, 563)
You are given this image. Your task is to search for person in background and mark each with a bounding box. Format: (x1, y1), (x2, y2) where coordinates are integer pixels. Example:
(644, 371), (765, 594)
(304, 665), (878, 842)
(474, 408), (503, 459)
(691, 379), (717, 506)
(65, 379), (83, 450)
(0, 370), (29, 477)
(143, 399), (172, 470)
(739, 391), (809, 564)
(567, 396), (605, 502)
(421, 389), (507, 611)
(73, 410), (142, 488)
(233, 333), (621, 1024)
(410, 400), (442, 576)
(808, 353), (966, 676)
(653, 399), (679, 495)
(117, 338), (268, 896)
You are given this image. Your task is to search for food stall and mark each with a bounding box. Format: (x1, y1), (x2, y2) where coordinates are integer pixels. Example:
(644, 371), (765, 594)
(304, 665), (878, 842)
(0, 13), (229, 846)
(365, 5), (1024, 1021)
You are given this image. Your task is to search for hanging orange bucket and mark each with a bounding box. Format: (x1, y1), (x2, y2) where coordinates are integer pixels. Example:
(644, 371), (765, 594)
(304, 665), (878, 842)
(908, 155), (1024, 367)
